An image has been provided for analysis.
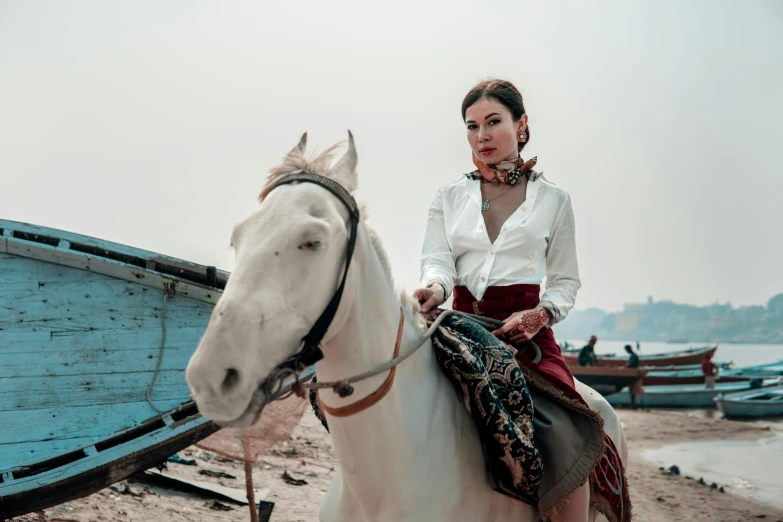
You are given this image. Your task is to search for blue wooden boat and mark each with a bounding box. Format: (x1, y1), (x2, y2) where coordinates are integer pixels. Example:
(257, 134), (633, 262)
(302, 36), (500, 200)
(605, 378), (783, 408)
(714, 384), (783, 419)
(643, 361), (783, 386)
(0, 219), (228, 518)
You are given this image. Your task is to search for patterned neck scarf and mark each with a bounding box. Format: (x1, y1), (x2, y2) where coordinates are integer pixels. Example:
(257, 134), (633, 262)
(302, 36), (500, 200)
(471, 155), (538, 185)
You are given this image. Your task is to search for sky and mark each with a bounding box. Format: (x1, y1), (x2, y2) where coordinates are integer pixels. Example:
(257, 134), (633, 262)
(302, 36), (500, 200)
(1, 0), (782, 313)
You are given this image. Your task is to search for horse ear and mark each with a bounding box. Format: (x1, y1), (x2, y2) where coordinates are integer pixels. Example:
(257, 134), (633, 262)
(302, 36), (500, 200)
(290, 132), (307, 157)
(331, 130), (358, 193)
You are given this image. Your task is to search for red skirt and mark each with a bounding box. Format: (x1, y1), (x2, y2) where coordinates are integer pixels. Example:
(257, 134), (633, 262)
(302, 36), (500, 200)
(453, 284), (584, 405)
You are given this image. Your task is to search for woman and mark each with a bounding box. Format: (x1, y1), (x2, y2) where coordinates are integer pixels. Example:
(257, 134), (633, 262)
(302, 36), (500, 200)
(413, 79), (589, 521)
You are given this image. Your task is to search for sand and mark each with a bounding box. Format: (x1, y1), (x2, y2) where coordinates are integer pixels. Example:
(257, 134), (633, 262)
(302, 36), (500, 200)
(11, 408), (783, 522)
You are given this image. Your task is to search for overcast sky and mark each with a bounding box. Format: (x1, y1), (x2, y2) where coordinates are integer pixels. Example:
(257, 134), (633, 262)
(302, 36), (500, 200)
(2, 0), (782, 312)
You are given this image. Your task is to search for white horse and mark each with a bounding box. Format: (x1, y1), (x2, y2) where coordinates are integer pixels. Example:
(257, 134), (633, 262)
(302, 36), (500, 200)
(186, 133), (627, 522)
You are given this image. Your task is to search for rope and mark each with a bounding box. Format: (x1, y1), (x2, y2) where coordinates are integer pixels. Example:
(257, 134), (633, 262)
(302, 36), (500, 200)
(243, 435), (260, 522)
(147, 283), (176, 413)
(275, 309), (542, 400)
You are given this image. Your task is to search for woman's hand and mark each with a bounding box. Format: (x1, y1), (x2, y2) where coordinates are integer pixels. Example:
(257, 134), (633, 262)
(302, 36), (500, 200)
(413, 284), (445, 313)
(491, 308), (552, 343)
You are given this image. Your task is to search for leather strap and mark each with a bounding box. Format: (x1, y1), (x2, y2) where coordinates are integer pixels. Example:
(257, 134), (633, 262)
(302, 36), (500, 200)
(259, 171), (361, 378)
(320, 308), (405, 418)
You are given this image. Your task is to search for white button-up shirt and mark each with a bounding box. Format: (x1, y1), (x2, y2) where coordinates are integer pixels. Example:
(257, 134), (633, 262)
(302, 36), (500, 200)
(420, 173), (581, 324)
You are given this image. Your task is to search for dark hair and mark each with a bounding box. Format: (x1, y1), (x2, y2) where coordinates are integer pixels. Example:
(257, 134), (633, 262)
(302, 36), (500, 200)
(461, 79), (530, 152)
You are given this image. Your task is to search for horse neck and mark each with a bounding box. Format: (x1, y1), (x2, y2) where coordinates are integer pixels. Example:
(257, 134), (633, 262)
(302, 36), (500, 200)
(314, 227), (402, 387)
(314, 229), (472, 504)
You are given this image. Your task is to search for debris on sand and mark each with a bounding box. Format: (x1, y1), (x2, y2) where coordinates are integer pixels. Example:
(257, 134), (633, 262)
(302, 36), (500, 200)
(281, 470), (308, 486)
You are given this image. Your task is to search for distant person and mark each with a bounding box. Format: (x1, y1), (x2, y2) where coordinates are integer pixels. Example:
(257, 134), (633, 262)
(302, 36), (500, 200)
(701, 353), (719, 389)
(625, 344), (644, 408)
(624, 344), (639, 368)
(578, 336), (599, 366)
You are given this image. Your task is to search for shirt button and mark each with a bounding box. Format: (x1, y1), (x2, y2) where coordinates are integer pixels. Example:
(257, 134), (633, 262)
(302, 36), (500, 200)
(481, 276), (487, 281)
(489, 251), (494, 257)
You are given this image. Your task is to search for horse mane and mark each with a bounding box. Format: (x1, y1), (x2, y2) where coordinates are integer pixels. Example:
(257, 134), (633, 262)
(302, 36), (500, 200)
(261, 143), (343, 197)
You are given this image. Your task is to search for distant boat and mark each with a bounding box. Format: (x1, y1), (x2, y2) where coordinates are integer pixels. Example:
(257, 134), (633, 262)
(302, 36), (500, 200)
(571, 366), (648, 396)
(714, 385), (783, 419)
(0, 219), (226, 519)
(643, 361), (783, 386)
(563, 345), (718, 368)
(605, 379), (783, 408)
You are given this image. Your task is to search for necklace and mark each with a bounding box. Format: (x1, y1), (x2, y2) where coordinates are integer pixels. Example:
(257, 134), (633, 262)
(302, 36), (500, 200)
(480, 180), (513, 212)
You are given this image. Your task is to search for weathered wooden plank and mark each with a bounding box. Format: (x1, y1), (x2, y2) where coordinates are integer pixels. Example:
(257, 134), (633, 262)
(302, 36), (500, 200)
(0, 254), (214, 332)
(1, 326), (205, 356)
(0, 437), (110, 470)
(0, 413), (218, 519)
(0, 370), (191, 412)
(0, 238), (7, 254)
(4, 237), (223, 304)
(0, 339), (197, 378)
(0, 400), (190, 453)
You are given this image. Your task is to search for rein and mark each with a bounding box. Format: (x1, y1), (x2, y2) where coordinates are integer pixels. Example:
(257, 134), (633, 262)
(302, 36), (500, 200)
(267, 309), (542, 411)
(254, 170), (541, 418)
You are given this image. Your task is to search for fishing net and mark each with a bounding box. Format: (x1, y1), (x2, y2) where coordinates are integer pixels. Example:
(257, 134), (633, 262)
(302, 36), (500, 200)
(196, 394), (309, 462)
(195, 394), (309, 521)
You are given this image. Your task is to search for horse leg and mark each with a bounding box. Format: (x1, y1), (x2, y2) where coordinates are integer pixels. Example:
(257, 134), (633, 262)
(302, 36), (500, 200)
(320, 470), (362, 522)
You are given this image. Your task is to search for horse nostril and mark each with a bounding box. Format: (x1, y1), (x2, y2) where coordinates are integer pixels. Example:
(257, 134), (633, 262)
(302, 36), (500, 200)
(221, 368), (240, 393)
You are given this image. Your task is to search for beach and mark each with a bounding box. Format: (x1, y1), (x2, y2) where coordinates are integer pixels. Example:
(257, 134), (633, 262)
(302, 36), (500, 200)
(10, 406), (783, 522)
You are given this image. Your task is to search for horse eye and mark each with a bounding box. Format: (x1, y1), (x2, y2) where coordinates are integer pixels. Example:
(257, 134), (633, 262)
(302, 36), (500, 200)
(298, 240), (322, 251)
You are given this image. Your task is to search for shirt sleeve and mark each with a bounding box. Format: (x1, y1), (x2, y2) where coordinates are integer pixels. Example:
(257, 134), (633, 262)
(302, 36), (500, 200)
(539, 193), (581, 325)
(420, 187), (457, 299)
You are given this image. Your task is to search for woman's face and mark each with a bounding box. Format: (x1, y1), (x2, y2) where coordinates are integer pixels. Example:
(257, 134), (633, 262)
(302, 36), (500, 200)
(465, 97), (527, 164)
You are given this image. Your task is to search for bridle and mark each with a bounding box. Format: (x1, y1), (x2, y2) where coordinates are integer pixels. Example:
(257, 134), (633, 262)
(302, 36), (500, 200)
(255, 171), (362, 400)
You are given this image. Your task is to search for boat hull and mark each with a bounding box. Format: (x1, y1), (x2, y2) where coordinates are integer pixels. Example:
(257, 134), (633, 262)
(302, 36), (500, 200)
(0, 404), (218, 519)
(0, 219), (228, 518)
(643, 362), (783, 386)
(606, 379), (782, 409)
(714, 386), (783, 419)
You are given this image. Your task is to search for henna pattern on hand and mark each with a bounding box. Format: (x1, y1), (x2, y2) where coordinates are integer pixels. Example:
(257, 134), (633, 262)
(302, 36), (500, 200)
(515, 308), (550, 335)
